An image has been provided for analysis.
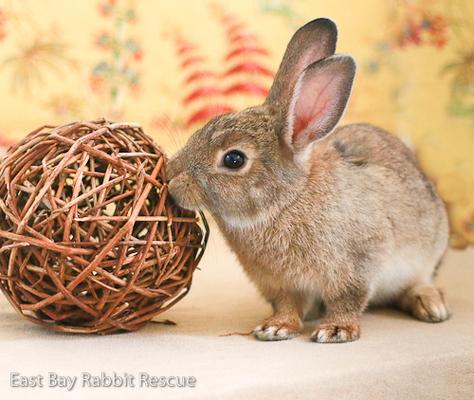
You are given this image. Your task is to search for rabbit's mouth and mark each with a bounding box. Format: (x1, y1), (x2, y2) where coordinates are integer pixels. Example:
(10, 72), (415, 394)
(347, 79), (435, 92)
(168, 175), (202, 212)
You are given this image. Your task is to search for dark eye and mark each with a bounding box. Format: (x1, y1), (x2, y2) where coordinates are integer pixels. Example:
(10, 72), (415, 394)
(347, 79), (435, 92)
(223, 150), (246, 169)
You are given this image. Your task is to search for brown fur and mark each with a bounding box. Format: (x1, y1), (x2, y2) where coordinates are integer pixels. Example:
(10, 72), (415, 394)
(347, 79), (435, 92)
(167, 19), (450, 343)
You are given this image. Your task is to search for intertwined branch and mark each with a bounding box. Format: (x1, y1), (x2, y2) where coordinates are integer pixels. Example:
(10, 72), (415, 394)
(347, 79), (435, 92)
(0, 119), (208, 334)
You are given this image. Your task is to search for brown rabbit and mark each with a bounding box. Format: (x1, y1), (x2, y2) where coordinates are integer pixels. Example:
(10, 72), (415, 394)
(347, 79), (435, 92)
(167, 18), (450, 343)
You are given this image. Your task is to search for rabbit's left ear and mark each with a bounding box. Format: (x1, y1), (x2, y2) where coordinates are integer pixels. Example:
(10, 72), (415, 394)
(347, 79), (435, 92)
(284, 55), (356, 158)
(265, 18), (338, 106)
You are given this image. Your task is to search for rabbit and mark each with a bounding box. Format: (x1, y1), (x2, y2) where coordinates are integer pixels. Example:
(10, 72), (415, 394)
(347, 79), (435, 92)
(167, 18), (450, 343)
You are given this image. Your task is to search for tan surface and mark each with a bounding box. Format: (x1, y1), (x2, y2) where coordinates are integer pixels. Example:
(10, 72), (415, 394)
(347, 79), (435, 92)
(0, 228), (473, 400)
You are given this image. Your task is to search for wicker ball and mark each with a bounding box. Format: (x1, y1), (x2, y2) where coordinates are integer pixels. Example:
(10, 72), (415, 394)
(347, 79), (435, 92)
(0, 119), (208, 334)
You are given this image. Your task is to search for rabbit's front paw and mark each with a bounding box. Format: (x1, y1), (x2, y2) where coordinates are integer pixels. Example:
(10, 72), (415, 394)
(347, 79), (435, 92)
(253, 318), (302, 341)
(311, 322), (360, 343)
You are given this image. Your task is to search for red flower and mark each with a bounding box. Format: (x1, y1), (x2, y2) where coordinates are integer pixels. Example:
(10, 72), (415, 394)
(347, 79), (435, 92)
(428, 15), (446, 34)
(225, 46), (269, 61)
(182, 86), (223, 105)
(407, 23), (423, 46)
(185, 105), (234, 127)
(180, 56), (205, 69)
(431, 36), (447, 48)
(222, 61), (273, 77)
(133, 50), (143, 61)
(184, 70), (217, 84)
(428, 15), (448, 48)
(223, 82), (268, 97)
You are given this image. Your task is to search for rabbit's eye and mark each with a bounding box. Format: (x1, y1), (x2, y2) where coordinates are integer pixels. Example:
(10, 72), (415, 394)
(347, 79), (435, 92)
(223, 150), (246, 170)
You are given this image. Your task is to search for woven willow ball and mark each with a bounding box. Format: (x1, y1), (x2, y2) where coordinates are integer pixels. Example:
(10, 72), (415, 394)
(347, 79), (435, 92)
(0, 119), (208, 334)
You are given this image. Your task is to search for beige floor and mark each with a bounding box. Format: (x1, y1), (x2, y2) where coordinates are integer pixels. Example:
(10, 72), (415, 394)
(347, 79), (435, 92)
(0, 227), (473, 400)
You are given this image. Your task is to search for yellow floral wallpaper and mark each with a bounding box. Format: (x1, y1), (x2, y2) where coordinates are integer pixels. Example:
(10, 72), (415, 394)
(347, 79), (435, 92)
(0, 0), (473, 247)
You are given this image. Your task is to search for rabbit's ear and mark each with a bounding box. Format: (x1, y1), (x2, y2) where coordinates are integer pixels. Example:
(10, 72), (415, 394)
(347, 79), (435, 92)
(265, 18), (337, 105)
(284, 55), (356, 158)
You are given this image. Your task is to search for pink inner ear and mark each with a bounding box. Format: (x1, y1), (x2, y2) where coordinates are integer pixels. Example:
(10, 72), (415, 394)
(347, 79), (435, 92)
(292, 74), (336, 142)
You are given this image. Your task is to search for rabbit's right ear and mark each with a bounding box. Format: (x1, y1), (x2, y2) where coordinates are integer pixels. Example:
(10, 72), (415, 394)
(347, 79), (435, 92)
(265, 18), (337, 106)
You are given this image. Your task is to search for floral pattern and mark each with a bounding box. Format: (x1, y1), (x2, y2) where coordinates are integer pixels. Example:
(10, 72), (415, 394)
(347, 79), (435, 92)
(0, 0), (472, 248)
(91, 0), (142, 118)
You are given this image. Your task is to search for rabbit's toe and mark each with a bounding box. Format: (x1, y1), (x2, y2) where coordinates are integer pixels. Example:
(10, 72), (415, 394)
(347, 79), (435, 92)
(253, 324), (299, 341)
(398, 284), (451, 323)
(311, 322), (360, 343)
(412, 291), (451, 322)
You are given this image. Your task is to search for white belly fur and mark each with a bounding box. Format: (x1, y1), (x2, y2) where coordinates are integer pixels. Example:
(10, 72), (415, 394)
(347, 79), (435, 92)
(368, 247), (436, 305)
